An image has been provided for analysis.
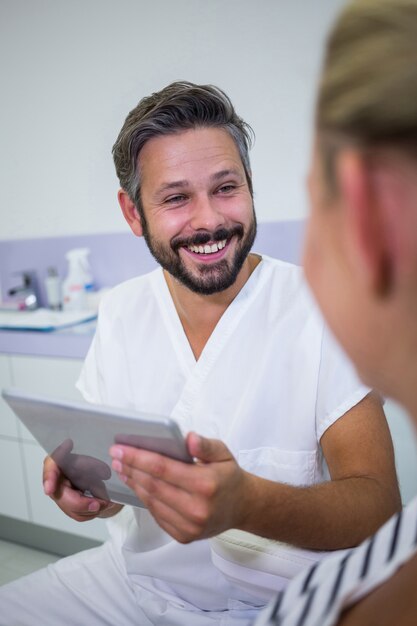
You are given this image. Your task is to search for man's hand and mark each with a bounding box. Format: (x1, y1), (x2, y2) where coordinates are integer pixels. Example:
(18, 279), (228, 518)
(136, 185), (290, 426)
(109, 432), (253, 543)
(43, 447), (122, 522)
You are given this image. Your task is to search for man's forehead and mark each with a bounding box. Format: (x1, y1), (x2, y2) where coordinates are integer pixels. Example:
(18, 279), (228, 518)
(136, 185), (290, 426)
(138, 127), (245, 186)
(139, 127), (241, 166)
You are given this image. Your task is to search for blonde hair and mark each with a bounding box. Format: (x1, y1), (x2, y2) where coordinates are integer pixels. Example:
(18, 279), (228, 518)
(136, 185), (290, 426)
(317, 0), (417, 158)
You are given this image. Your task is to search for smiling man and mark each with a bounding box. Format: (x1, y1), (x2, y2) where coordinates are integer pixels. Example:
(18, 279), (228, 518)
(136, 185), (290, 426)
(122, 126), (257, 298)
(0, 82), (401, 626)
(118, 126), (258, 309)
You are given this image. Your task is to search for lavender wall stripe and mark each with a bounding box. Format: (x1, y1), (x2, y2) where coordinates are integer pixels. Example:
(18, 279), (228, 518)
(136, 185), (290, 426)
(0, 221), (305, 306)
(0, 221), (305, 359)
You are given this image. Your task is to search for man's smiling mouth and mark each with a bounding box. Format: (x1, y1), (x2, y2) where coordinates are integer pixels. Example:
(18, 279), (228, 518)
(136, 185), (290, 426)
(186, 239), (227, 255)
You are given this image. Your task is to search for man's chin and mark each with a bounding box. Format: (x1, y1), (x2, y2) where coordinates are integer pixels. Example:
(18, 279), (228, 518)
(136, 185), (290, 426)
(177, 266), (239, 295)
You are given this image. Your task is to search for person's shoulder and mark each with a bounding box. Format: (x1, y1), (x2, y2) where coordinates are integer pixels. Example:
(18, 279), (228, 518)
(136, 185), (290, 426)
(258, 254), (308, 295)
(255, 254), (322, 320)
(98, 267), (161, 317)
(259, 254), (303, 277)
(337, 543), (417, 626)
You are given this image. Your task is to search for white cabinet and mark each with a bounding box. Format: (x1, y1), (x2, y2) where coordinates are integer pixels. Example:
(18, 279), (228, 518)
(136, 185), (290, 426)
(10, 355), (86, 442)
(0, 439), (29, 519)
(0, 354), (19, 438)
(0, 354), (108, 543)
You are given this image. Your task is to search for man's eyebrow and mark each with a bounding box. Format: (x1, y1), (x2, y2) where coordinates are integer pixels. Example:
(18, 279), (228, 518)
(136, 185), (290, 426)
(156, 180), (189, 194)
(155, 169), (243, 196)
(210, 168), (243, 182)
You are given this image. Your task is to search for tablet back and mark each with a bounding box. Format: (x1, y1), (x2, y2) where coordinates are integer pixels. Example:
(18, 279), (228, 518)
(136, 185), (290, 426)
(2, 387), (192, 508)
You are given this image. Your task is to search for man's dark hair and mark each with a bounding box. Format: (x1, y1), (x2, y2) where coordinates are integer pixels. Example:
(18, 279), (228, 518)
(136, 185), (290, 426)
(112, 81), (254, 218)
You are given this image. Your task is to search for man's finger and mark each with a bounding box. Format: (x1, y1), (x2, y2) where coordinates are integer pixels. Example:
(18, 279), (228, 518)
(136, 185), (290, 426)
(187, 432), (233, 464)
(110, 445), (198, 491)
(43, 456), (62, 495)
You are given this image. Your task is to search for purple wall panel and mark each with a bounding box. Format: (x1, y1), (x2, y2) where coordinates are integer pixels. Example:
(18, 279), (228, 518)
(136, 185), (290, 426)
(0, 232), (157, 307)
(0, 221), (305, 307)
(0, 221), (305, 358)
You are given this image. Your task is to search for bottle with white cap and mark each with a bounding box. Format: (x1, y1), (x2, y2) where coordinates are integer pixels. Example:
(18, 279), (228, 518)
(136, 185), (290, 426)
(62, 248), (94, 311)
(44, 266), (62, 310)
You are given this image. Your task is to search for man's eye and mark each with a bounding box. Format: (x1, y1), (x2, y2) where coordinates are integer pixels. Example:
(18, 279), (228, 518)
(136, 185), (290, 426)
(217, 184), (236, 194)
(165, 195), (185, 204)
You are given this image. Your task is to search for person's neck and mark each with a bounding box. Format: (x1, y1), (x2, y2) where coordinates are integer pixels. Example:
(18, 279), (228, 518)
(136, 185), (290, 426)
(164, 253), (261, 360)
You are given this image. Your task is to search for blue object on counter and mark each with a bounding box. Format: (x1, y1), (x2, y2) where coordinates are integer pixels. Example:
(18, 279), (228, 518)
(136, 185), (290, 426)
(0, 308), (97, 332)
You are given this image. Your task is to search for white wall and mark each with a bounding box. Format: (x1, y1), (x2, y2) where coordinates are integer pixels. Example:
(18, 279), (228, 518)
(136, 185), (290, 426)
(385, 400), (417, 505)
(0, 0), (346, 240)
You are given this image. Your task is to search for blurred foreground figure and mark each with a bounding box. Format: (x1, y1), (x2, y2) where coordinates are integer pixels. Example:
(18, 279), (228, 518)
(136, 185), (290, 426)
(256, 0), (417, 624)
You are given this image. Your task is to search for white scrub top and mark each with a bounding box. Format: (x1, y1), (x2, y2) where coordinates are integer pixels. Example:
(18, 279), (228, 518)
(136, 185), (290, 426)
(77, 255), (369, 613)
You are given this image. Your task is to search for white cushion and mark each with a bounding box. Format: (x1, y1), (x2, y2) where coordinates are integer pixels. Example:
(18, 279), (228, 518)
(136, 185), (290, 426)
(210, 529), (343, 601)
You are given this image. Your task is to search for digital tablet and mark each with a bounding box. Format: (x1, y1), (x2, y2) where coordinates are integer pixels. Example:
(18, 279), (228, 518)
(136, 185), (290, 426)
(2, 387), (193, 508)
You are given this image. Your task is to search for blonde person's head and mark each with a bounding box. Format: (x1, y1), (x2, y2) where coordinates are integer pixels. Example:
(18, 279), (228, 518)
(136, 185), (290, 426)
(303, 0), (417, 402)
(317, 0), (417, 181)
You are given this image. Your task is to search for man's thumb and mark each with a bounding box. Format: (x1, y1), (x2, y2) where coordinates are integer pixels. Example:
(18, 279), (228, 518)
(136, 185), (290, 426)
(187, 432), (232, 463)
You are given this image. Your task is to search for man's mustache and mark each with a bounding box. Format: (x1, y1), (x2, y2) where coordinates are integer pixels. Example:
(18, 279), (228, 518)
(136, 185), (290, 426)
(171, 225), (244, 251)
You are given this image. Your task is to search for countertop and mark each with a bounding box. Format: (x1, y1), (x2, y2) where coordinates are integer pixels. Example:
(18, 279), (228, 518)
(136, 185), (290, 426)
(0, 321), (95, 359)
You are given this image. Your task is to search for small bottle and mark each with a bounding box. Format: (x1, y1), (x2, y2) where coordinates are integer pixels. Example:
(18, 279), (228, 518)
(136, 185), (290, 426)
(62, 248), (94, 311)
(44, 267), (62, 310)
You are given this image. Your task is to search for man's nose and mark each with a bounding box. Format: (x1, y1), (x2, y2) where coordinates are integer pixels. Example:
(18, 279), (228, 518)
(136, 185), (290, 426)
(189, 194), (226, 232)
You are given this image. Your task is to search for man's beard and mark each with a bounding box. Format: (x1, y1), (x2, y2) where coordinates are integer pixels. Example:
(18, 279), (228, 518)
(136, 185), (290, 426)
(141, 212), (257, 295)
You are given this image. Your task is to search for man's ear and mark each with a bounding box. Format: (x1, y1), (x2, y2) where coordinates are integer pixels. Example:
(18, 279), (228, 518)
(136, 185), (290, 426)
(118, 189), (143, 237)
(336, 150), (393, 297)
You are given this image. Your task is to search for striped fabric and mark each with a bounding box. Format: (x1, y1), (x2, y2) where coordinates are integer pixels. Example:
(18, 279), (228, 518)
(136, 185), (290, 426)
(254, 496), (417, 626)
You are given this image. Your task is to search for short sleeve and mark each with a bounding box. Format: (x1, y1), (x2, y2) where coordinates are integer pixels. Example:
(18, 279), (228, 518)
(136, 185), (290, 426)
(316, 324), (370, 440)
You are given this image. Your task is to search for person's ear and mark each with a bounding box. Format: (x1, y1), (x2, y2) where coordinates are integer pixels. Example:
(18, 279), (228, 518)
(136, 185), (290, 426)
(336, 150), (393, 297)
(118, 189), (143, 237)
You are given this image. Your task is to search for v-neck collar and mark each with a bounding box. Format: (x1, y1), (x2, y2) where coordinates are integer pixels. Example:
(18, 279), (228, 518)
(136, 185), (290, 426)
(151, 256), (271, 431)
(151, 256), (266, 375)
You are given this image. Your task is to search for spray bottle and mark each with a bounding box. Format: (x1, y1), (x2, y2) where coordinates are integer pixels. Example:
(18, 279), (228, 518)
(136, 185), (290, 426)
(62, 248), (94, 311)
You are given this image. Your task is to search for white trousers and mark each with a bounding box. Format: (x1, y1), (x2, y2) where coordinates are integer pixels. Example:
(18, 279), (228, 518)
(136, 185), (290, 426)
(0, 541), (259, 626)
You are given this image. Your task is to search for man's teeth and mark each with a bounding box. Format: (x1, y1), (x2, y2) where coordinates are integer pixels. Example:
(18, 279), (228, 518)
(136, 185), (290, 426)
(187, 239), (227, 254)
